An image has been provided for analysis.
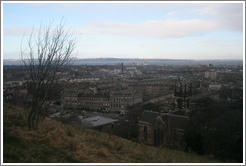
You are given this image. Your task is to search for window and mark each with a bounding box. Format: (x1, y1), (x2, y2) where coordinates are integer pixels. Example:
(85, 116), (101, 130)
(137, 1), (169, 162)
(144, 126), (147, 141)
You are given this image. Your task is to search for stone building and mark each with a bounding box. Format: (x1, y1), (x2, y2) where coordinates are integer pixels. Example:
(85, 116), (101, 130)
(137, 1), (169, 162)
(77, 93), (110, 111)
(138, 110), (189, 149)
(61, 88), (79, 109)
(174, 82), (193, 110)
(61, 87), (143, 113)
(110, 90), (143, 114)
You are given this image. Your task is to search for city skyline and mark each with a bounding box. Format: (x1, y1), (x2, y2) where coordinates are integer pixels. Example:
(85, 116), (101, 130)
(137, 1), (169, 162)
(2, 1), (245, 60)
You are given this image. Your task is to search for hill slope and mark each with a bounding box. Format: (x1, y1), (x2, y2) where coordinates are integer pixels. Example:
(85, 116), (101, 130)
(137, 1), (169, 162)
(3, 103), (220, 163)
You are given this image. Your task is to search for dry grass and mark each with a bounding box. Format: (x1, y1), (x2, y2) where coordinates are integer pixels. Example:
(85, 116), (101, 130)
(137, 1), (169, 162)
(4, 103), (222, 163)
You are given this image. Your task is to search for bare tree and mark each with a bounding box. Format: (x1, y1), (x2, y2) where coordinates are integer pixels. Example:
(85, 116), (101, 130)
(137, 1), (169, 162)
(20, 21), (76, 130)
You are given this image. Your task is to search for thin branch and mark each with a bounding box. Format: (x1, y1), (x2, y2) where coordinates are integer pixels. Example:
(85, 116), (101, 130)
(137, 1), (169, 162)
(20, 20), (76, 129)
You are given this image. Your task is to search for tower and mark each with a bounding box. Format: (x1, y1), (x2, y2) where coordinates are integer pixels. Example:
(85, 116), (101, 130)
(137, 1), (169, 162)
(121, 62), (124, 74)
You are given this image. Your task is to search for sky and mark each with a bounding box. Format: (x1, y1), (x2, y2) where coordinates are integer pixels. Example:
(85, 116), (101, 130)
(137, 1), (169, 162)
(2, 2), (244, 60)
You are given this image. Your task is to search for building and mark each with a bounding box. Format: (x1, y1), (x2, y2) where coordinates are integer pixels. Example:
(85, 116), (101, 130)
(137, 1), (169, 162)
(61, 88), (79, 109)
(110, 90), (143, 114)
(138, 110), (189, 149)
(205, 71), (217, 80)
(81, 116), (118, 132)
(61, 86), (142, 113)
(77, 93), (110, 111)
(208, 84), (221, 91)
(174, 82), (192, 109)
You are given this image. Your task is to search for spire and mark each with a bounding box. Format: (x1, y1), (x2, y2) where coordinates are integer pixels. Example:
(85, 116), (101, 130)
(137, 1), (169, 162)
(174, 83), (177, 95)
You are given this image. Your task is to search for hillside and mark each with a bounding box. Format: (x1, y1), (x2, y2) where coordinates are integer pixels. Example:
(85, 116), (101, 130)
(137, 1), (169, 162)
(3, 103), (220, 163)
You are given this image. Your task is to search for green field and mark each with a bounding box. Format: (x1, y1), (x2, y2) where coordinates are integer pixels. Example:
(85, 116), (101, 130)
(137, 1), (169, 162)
(3, 103), (221, 163)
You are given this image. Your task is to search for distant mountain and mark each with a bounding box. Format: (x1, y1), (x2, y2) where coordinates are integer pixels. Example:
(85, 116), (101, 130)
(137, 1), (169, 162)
(70, 58), (243, 66)
(3, 59), (23, 66)
(3, 58), (243, 66)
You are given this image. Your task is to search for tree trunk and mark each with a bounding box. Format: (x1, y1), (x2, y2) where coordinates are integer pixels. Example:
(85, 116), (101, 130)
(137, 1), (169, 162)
(27, 108), (34, 130)
(28, 105), (40, 130)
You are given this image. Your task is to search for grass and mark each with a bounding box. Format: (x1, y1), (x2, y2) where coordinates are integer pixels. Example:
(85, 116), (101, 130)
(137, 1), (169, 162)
(3, 103), (221, 163)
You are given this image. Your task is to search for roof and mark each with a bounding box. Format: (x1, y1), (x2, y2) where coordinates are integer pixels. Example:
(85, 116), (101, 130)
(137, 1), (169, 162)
(81, 116), (118, 128)
(141, 110), (160, 124)
(141, 110), (189, 130)
(162, 114), (189, 130)
(77, 93), (109, 98)
(209, 85), (221, 90)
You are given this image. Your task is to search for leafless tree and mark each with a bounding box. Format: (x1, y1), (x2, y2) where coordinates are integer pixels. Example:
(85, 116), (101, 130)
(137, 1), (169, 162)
(20, 21), (76, 130)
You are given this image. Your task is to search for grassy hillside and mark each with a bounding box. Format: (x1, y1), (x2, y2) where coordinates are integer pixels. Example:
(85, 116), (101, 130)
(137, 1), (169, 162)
(3, 103), (220, 163)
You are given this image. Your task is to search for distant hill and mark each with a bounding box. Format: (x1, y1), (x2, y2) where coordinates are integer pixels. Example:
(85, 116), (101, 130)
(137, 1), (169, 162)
(3, 103), (220, 163)
(3, 58), (243, 66)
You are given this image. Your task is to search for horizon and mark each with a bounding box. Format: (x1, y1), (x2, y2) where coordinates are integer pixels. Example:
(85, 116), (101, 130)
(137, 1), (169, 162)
(2, 1), (244, 60)
(3, 57), (243, 67)
(3, 57), (244, 61)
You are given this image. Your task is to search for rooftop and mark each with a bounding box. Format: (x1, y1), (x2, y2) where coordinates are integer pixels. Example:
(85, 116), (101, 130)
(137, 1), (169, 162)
(82, 116), (118, 128)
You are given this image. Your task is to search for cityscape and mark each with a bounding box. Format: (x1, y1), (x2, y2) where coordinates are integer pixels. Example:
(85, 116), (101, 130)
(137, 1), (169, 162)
(2, 1), (244, 164)
(3, 58), (243, 162)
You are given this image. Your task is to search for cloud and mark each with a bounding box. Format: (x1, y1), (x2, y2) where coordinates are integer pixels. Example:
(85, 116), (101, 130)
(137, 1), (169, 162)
(3, 25), (73, 36)
(4, 3), (243, 38)
(167, 11), (177, 16)
(3, 26), (34, 36)
(78, 19), (219, 38)
(192, 3), (243, 31)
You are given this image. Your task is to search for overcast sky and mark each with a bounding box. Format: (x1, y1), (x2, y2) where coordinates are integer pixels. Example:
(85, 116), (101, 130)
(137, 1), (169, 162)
(2, 2), (244, 60)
